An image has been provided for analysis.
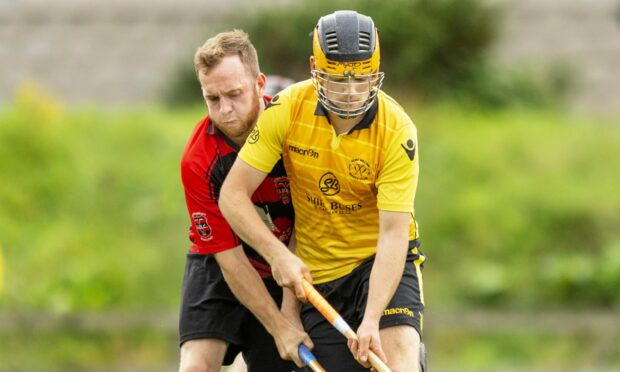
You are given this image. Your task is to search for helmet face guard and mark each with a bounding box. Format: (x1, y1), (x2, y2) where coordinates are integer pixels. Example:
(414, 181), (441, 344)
(311, 10), (384, 119)
(311, 70), (384, 118)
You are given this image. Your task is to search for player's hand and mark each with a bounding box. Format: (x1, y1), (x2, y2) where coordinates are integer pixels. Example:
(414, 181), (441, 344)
(348, 318), (388, 369)
(273, 319), (314, 367)
(271, 249), (312, 302)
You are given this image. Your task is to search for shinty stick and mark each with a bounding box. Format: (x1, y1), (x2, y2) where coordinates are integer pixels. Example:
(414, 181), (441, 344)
(298, 343), (326, 372)
(301, 279), (392, 372)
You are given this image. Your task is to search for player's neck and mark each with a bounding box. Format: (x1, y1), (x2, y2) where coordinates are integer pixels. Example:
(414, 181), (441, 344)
(327, 112), (363, 135)
(230, 133), (247, 148)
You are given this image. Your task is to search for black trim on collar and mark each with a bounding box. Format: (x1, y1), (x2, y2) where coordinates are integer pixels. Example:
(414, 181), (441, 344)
(314, 99), (379, 133)
(206, 116), (215, 135)
(216, 127), (241, 151)
(314, 103), (328, 116)
(351, 99), (378, 132)
(205, 117), (239, 150)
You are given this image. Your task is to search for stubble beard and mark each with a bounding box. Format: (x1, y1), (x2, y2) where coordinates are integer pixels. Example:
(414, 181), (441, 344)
(217, 88), (261, 142)
(244, 88), (261, 134)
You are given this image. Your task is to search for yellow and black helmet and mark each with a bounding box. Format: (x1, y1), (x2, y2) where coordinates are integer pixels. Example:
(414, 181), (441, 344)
(311, 10), (384, 118)
(312, 10), (380, 75)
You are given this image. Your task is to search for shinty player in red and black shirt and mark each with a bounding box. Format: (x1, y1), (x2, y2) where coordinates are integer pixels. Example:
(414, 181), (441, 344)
(182, 113), (293, 277)
(178, 31), (311, 372)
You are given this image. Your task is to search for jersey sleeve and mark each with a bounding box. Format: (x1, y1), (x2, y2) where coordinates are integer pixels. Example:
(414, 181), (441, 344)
(238, 91), (292, 172)
(181, 156), (241, 254)
(376, 121), (419, 212)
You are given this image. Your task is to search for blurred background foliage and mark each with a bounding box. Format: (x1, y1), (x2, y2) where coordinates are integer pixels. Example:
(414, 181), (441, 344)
(0, 84), (190, 313)
(164, 0), (571, 108)
(2, 86), (619, 370)
(1, 0), (619, 370)
(2, 87), (619, 313)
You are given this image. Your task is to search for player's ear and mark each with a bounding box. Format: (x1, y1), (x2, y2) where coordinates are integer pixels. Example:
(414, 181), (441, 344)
(309, 56), (316, 71)
(256, 72), (266, 96)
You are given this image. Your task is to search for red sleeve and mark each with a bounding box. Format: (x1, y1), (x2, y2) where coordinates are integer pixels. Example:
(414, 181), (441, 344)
(181, 121), (240, 254)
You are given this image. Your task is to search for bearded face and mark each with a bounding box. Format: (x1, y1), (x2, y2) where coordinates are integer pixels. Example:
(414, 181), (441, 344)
(199, 55), (264, 144)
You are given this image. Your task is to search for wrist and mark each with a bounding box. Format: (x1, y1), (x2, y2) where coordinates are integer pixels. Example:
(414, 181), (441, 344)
(281, 300), (299, 312)
(268, 314), (292, 335)
(265, 240), (288, 264)
(362, 310), (382, 326)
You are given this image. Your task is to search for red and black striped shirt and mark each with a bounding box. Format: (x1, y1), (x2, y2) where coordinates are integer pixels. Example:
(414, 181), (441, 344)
(180, 100), (293, 278)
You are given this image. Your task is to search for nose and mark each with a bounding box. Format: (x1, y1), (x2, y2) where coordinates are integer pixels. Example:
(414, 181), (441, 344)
(219, 97), (233, 115)
(345, 82), (364, 102)
(345, 84), (355, 97)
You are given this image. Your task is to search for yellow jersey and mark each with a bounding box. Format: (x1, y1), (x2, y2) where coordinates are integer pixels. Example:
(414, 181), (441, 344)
(239, 79), (420, 283)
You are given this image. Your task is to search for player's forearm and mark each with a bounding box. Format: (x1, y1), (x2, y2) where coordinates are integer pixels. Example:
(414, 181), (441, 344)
(281, 233), (301, 319)
(364, 229), (409, 323)
(219, 183), (287, 264)
(281, 287), (303, 328)
(216, 249), (289, 334)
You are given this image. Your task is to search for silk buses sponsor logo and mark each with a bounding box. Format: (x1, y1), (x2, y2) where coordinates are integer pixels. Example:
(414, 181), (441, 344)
(383, 307), (415, 318)
(305, 193), (362, 214)
(191, 212), (213, 241)
(306, 193), (327, 211)
(273, 176), (291, 205)
(329, 201), (362, 214)
(248, 127), (260, 144)
(348, 158), (372, 180)
(288, 144), (319, 158)
(401, 139), (416, 161)
(318, 172), (340, 196)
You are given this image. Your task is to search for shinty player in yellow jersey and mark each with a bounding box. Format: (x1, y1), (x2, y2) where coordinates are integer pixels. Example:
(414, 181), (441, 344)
(220, 10), (426, 371)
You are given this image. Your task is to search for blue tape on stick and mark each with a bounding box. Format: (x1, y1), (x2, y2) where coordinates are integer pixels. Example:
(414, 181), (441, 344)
(298, 344), (316, 365)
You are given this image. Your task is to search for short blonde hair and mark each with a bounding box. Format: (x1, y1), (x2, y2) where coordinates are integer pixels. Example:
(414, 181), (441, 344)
(194, 29), (260, 78)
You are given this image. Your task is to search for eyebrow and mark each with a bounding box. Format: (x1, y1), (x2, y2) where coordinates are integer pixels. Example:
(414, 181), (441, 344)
(204, 87), (243, 99)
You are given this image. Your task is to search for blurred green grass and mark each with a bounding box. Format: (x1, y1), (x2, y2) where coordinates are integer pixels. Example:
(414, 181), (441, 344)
(413, 104), (620, 310)
(0, 85), (197, 312)
(1, 85), (619, 370)
(0, 328), (176, 371)
(429, 329), (620, 371)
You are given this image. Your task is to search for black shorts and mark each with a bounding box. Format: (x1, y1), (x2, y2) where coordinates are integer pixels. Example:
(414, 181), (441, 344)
(179, 253), (299, 372)
(300, 241), (425, 371)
